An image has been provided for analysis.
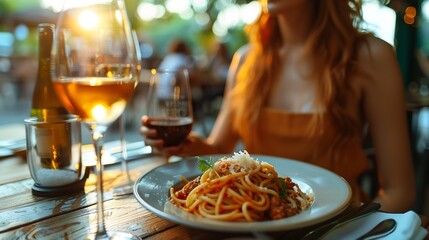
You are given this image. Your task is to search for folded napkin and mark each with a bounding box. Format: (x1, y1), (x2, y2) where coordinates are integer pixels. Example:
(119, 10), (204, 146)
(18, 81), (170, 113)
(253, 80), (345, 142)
(322, 210), (428, 240)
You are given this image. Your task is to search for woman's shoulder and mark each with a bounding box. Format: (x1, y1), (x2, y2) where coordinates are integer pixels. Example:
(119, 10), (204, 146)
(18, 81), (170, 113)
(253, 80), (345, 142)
(355, 34), (404, 92)
(232, 44), (251, 63)
(354, 35), (402, 84)
(356, 35), (397, 67)
(225, 44), (251, 88)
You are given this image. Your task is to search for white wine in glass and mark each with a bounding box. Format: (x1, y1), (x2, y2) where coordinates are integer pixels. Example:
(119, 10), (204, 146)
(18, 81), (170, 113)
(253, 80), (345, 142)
(145, 69), (193, 147)
(51, 0), (139, 239)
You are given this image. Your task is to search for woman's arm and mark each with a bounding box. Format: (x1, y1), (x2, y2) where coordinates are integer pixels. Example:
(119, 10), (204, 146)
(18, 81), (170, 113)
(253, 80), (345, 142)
(140, 46), (249, 157)
(204, 45), (250, 151)
(177, 46), (250, 156)
(360, 36), (415, 212)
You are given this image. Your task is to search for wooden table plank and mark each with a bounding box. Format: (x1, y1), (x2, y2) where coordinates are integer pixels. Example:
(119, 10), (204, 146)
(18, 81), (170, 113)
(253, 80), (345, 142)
(1, 154), (427, 240)
(0, 195), (175, 239)
(0, 155), (170, 238)
(141, 225), (259, 240)
(0, 156), (30, 185)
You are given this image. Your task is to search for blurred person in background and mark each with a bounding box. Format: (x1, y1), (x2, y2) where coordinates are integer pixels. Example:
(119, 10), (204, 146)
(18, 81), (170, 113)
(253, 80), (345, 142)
(202, 41), (232, 101)
(141, 0), (415, 212)
(158, 39), (195, 71)
(157, 39), (203, 103)
(193, 41), (232, 127)
(206, 41), (232, 86)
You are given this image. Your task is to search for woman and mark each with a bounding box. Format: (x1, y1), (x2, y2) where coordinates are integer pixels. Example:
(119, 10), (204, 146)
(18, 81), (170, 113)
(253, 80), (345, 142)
(141, 0), (415, 212)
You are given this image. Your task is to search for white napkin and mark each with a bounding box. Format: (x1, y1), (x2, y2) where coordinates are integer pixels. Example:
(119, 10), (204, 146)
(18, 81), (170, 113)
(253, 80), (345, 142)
(322, 211), (428, 240)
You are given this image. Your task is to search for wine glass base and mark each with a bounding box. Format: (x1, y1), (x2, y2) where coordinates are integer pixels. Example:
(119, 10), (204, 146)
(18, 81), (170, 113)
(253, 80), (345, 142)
(112, 184), (134, 197)
(91, 231), (140, 240)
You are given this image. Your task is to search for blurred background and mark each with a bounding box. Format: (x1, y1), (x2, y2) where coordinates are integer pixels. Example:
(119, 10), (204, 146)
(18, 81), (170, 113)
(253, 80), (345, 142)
(2, 0), (426, 135)
(0, 0), (429, 212)
(0, 0), (429, 131)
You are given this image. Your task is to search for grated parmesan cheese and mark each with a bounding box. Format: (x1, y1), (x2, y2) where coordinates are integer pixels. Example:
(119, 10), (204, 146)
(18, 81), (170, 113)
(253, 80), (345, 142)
(214, 150), (259, 173)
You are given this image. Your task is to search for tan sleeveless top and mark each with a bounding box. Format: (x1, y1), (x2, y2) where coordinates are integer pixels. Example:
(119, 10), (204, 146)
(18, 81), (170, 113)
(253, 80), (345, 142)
(237, 108), (370, 202)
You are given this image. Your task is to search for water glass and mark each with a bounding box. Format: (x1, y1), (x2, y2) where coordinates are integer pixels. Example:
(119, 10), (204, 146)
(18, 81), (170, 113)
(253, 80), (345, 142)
(25, 115), (86, 196)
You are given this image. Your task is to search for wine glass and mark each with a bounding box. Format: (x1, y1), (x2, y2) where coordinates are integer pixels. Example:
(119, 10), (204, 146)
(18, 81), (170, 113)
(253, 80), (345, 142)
(111, 113), (134, 197)
(112, 30), (142, 197)
(145, 68), (193, 148)
(51, 1), (139, 239)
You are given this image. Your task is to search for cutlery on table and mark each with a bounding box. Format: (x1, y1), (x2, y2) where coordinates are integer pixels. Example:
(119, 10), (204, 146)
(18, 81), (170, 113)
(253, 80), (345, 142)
(356, 218), (397, 240)
(0, 138), (26, 159)
(299, 201), (381, 240)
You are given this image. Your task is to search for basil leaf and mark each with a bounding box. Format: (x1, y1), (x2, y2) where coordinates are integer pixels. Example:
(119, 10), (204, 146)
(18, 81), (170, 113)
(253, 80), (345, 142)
(196, 156), (220, 178)
(277, 178), (287, 198)
(197, 156), (211, 172)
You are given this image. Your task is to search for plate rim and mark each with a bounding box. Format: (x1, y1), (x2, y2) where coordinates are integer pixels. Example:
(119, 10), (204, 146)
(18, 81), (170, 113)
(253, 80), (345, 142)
(133, 154), (352, 232)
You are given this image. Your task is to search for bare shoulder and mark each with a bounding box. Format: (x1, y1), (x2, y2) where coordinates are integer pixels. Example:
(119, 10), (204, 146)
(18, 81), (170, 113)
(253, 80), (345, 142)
(234, 44), (251, 60)
(356, 34), (405, 115)
(230, 44), (250, 72)
(356, 35), (399, 75)
(355, 35), (402, 87)
(226, 44), (250, 89)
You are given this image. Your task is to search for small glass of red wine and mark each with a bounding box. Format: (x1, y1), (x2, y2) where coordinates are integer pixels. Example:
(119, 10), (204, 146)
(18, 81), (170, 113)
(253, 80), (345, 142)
(146, 68), (193, 147)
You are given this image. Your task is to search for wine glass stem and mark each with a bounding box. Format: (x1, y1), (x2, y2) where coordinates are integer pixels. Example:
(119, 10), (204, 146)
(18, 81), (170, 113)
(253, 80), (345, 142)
(92, 131), (108, 238)
(119, 115), (132, 185)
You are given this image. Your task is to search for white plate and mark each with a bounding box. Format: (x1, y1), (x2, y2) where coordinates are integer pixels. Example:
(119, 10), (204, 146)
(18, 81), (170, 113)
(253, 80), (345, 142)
(133, 154), (351, 232)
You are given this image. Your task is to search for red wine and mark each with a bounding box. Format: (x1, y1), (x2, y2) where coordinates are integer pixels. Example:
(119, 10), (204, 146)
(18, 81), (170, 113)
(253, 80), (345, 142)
(147, 117), (193, 147)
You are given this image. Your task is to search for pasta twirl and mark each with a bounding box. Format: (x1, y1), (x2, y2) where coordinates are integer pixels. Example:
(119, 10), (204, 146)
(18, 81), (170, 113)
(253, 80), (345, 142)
(169, 151), (314, 222)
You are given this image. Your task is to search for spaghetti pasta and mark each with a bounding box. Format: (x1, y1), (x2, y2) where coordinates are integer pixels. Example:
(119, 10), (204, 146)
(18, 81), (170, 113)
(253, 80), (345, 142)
(169, 151), (314, 222)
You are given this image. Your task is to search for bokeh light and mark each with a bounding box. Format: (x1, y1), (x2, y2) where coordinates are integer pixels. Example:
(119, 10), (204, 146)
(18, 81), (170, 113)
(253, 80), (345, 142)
(192, 0), (209, 13)
(41, 0), (264, 39)
(195, 12), (210, 26)
(423, 0), (429, 20)
(362, 0), (396, 46)
(165, 0), (192, 14)
(241, 1), (262, 24)
(404, 6), (417, 25)
(14, 24), (29, 41)
(137, 3), (165, 21)
(79, 10), (99, 29)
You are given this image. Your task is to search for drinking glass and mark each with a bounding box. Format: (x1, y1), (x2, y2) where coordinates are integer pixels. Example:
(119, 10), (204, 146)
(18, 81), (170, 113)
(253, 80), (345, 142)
(51, 0), (139, 239)
(112, 30), (141, 197)
(146, 69), (193, 147)
(111, 114), (134, 196)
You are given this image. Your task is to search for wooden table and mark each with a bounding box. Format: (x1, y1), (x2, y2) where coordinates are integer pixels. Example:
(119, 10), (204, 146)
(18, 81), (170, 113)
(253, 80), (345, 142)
(1, 153), (428, 240)
(0, 154), (272, 239)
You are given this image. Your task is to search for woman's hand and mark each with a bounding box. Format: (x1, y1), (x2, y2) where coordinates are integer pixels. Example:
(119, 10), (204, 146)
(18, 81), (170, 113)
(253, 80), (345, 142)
(140, 115), (182, 157)
(140, 115), (162, 147)
(141, 115), (221, 157)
